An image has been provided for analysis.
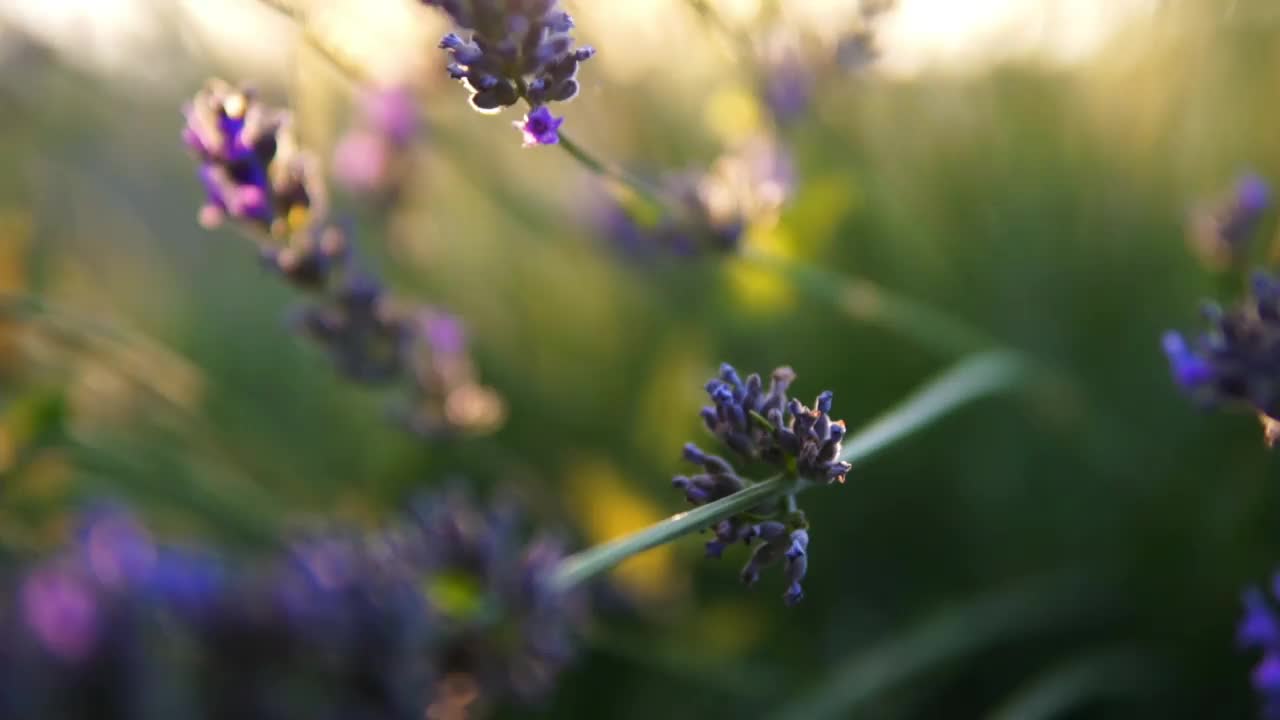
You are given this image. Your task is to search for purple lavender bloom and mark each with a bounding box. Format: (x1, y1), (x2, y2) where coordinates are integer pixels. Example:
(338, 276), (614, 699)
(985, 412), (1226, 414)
(701, 363), (852, 482)
(1162, 270), (1280, 443)
(1239, 576), (1280, 717)
(405, 490), (584, 706)
(782, 529), (808, 607)
(389, 307), (506, 437)
(589, 137), (795, 258)
(294, 276), (411, 383)
(738, 522), (811, 606)
(20, 564), (101, 663)
(260, 221), (351, 290)
(1189, 173), (1272, 270)
(671, 363), (845, 605)
(0, 497), (580, 716)
(762, 47), (814, 126)
(182, 79), (323, 236)
(334, 86), (422, 197)
(360, 86), (420, 146)
(515, 106), (564, 147)
(423, 0), (595, 114)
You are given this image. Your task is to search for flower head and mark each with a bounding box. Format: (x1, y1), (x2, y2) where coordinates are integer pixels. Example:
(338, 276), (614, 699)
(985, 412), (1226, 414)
(591, 137), (795, 258)
(515, 106), (564, 147)
(1162, 269), (1280, 443)
(294, 275), (412, 383)
(671, 363), (845, 605)
(0, 497), (582, 716)
(424, 0), (595, 113)
(182, 79), (323, 236)
(1239, 575), (1280, 717)
(701, 363), (852, 482)
(260, 221), (351, 290)
(396, 308), (507, 437)
(404, 490), (584, 707)
(1189, 173), (1272, 270)
(333, 85), (422, 197)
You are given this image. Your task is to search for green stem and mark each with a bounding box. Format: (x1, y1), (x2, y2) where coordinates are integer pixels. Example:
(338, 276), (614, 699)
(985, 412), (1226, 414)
(738, 249), (993, 357)
(837, 350), (1025, 464)
(550, 350), (1026, 592)
(551, 475), (794, 592)
(555, 130), (669, 213)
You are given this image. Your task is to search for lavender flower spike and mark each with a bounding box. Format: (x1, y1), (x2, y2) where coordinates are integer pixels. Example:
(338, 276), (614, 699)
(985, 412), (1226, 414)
(1238, 574), (1280, 718)
(423, 0), (595, 114)
(1162, 269), (1280, 444)
(670, 362), (842, 605)
(1188, 173), (1272, 269)
(181, 79), (323, 236)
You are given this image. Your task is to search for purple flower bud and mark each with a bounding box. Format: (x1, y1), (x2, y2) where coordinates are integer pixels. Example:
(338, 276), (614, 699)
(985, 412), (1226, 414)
(20, 567), (100, 663)
(514, 106), (564, 147)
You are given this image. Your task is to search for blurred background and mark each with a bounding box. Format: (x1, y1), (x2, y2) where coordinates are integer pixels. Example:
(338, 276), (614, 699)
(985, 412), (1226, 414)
(1, 0), (1278, 717)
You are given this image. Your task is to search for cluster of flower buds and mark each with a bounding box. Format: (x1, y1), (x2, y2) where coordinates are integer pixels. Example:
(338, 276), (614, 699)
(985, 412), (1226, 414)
(1188, 174), (1271, 270)
(396, 309), (507, 436)
(405, 491), (582, 706)
(182, 80), (503, 436)
(294, 275), (411, 384)
(1238, 574), (1280, 719)
(1163, 270), (1280, 444)
(424, 0), (595, 113)
(0, 495), (581, 719)
(672, 363), (850, 606)
(702, 363), (852, 482)
(594, 137), (795, 257)
(182, 79), (324, 237)
(674, 441), (812, 607)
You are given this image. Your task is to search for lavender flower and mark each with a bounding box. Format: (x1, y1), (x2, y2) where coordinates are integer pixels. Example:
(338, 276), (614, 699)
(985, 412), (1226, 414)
(591, 137), (795, 258)
(1240, 576), (1280, 718)
(259, 221), (351, 290)
(397, 308), (507, 436)
(701, 363), (852, 482)
(1189, 174), (1272, 270)
(515, 106), (563, 147)
(1162, 270), (1280, 443)
(423, 0), (595, 113)
(671, 363), (843, 605)
(0, 497), (582, 717)
(181, 79), (324, 236)
(294, 275), (411, 384)
(739, 523), (809, 607)
(333, 86), (422, 198)
(183, 78), (504, 438)
(406, 490), (584, 707)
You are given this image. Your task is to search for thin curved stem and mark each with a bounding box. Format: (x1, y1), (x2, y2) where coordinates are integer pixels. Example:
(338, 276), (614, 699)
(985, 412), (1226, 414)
(555, 131), (670, 211)
(550, 350), (1027, 592)
(738, 249), (993, 357)
(837, 350), (1025, 464)
(551, 475), (793, 592)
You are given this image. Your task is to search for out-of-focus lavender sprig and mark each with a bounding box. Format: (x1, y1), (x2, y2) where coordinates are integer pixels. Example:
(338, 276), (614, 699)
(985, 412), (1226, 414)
(591, 136), (795, 258)
(0, 495), (583, 718)
(333, 86), (422, 201)
(182, 79), (325, 237)
(422, 0), (594, 118)
(1188, 173), (1271, 271)
(1162, 269), (1280, 445)
(671, 362), (850, 606)
(1239, 574), (1280, 719)
(182, 79), (503, 437)
(407, 490), (584, 706)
